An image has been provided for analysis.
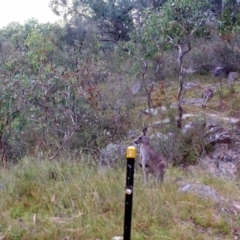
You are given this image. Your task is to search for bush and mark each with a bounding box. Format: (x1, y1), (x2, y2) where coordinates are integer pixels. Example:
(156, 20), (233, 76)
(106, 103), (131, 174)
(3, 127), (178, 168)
(186, 34), (240, 76)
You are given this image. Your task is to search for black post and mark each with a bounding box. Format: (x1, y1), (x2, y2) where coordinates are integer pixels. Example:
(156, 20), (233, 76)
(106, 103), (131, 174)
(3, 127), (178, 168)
(123, 146), (136, 240)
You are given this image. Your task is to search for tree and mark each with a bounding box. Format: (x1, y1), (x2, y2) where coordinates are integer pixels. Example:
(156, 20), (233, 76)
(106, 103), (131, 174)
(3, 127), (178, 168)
(218, 0), (240, 34)
(128, 0), (211, 128)
(0, 76), (27, 166)
(50, 0), (169, 44)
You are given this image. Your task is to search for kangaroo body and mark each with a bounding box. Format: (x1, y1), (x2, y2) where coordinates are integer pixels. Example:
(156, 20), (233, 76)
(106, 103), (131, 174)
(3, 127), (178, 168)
(134, 128), (167, 185)
(202, 87), (214, 108)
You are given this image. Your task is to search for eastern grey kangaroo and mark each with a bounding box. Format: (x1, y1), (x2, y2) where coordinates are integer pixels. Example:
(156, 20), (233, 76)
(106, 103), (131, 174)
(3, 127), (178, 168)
(202, 87), (214, 108)
(134, 128), (167, 185)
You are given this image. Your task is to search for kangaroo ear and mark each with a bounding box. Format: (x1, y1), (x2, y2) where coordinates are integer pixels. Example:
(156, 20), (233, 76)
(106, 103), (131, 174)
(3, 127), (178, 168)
(143, 127), (148, 136)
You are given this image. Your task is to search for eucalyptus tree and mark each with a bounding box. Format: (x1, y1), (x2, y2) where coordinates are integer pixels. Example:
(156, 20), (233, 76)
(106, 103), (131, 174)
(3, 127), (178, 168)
(209, 0), (240, 16)
(126, 0), (211, 128)
(217, 0), (240, 33)
(50, 0), (168, 44)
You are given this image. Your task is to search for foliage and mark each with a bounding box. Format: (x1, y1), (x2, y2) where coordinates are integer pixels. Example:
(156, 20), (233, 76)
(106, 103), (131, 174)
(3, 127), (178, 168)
(51, 0), (133, 43)
(124, 0), (212, 128)
(0, 76), (27, 163)
(0, 17), (138, 162)
(25, 30), (54, 72)
(128, 0), (210, 55)
(219, 9), (240, 34)
(187, 34), (240, 74)
(0, 0), (240, 163)
(172, 128), (212, 167)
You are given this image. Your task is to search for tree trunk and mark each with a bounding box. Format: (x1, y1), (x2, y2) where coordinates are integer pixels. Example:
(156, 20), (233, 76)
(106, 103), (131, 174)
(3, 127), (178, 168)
(176, 43), (191, 129)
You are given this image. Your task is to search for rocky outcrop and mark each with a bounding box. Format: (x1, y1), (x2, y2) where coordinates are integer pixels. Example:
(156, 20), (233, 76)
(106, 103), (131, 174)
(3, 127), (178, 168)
(204, 120), (232, 145)
(228, 72), (239, 84)
(99, 143), (127, 167)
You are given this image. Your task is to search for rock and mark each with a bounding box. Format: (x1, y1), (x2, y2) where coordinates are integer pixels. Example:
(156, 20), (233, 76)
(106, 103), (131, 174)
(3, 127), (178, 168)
(228, 72), (239, 84)
(143, 108), (159, 116)
(180, 116), (233, 158)
(126, 130), (141, 140)
(184, 82), (199, 89)
(180, 183), (223, 202)
(112, 237), (123, 240)
(151, 113), (200, 127)
(150, 132), (172, 142)
(208, 131), (232, 145)
(182, 122), (195, 134)
(181, 98), (204, 106)
(132, 82), (141, 95)
(183, 68), (197, 75)
(205, 121), (232, 145)
(182, 118), (206, 134)
(232, 201), (240, 212)
(213, 66), (227, 78)
(206, 113), (240, 124)
(205, 124), (223, 135)
(0, 183), (5, 190)
(218, 154), (235, 162)
(99, 143), (128, 167)
(151, 118), (171, 127)
(115, 99), (127, 109)
(205, 118), (219, 130)
(143, 106), (167, 116)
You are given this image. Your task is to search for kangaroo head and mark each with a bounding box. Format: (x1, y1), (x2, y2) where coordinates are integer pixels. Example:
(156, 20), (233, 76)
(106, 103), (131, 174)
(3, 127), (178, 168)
(134, 127), (149, 145)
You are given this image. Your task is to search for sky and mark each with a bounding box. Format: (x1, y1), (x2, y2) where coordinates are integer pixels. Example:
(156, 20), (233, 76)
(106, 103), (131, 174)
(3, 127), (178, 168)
(0, 0), (61, 28)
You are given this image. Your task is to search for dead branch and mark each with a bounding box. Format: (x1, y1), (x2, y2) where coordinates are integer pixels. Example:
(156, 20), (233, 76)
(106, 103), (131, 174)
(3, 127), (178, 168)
(48, 127), (77, 160)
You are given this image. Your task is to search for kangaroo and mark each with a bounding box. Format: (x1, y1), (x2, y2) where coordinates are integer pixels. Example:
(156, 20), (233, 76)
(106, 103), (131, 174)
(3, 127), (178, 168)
(134, 128), (167, 185)
(202, 87), (214, 108)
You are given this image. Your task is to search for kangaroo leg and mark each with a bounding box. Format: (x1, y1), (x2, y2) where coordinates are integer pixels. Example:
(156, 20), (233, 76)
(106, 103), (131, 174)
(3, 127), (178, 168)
(160, 169), (165, 182)
(143, 165), (148, 185)
(155, 173), (160, 186)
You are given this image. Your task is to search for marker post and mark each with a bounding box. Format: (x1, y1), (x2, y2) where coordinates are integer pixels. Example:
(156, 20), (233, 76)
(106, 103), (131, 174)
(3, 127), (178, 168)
(123, 146), (136, 240)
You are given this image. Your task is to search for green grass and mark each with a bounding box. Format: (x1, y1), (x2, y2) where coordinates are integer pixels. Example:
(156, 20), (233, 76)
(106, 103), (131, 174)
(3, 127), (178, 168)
(0, 158), (239, 239)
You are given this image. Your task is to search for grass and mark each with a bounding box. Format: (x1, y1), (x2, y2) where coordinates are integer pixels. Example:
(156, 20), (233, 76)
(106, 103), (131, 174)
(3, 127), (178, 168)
(0, 158), (239, 239)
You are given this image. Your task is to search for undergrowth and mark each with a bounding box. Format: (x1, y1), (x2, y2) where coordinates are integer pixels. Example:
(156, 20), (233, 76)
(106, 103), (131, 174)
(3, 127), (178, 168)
(0, 158), (239, 239)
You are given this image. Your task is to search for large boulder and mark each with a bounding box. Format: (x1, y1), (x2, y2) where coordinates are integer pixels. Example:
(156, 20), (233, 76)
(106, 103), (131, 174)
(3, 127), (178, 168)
(99, 143), (128, 167)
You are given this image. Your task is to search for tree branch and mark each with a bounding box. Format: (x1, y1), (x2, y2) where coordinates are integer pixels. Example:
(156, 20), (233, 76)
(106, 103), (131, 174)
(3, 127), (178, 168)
(48, 127), (77, 160)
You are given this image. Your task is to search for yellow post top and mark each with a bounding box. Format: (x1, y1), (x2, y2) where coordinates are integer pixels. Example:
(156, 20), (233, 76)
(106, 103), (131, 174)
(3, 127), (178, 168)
(126, 146), (137, 159)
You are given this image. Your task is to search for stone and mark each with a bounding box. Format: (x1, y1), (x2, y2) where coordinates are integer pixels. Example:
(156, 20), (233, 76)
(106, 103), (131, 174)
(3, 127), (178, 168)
(143, 106), (167, 116)
(132, 82), (141, 95)
(112, 237), (123, 240)
(208, 131), (232, 145)
(228, 72), (239, 84)
(184, 82), (199, 89)
(0, 183), (5, 190)
(180, 183), (223, 202)
(99, 143), (128, 167)
(126, 130), (141, 140)
(183, 68), (197, 75)
(213, 66), (227, 78)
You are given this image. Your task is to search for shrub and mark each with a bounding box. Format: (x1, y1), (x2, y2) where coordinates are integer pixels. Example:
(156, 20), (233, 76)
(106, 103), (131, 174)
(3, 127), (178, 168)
(186, 34), (240, 76)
